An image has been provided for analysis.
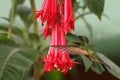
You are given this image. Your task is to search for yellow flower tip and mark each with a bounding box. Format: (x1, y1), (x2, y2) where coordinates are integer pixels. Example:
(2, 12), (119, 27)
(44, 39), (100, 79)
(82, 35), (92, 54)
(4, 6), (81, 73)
(54, 64), (58, 68)
(57, 68), (60, 71)
(69, 67), (72, 70)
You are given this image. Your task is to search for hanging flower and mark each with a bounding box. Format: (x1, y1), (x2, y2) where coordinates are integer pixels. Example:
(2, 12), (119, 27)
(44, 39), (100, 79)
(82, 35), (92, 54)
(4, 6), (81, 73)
(35, 0), (57, 39)
(63, 0), (75, 33)
(35, 0), (75, 38)
(35, 0), (77, 74)
(44, 24), (77, 74)
(35, 0), (57, 27)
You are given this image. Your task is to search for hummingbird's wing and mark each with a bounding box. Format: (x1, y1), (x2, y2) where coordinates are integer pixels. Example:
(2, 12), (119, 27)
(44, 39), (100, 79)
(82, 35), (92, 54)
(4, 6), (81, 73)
(50, 45), (89, 55)
(51, 45), (111, 70)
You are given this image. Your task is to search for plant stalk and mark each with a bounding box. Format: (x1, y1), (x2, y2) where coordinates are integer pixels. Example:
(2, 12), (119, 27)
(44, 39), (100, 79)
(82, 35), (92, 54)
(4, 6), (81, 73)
(30, 0), (38, 34)
(8, 0), (15, 39)
(33, 61), (42, 80)
(30, 0), (41, 80)
(75, 12), (91, 21)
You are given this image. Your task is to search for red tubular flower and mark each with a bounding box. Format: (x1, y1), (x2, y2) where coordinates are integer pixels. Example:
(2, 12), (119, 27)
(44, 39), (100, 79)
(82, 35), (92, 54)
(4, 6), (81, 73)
(63, 0), (75, 33)
(35, 0), (57, 26)
(44, 23), (77, 74)
(42, 24), (52, 39)
(35, 0), (77, 74)
(35, 0), (75, 38)
(35, 0), (57, 39)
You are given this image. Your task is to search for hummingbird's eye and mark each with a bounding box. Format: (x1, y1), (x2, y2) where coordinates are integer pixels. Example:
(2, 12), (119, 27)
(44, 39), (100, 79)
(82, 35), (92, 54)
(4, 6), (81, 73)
(78, 36), (83, 41)
(83, 36), (89, 44)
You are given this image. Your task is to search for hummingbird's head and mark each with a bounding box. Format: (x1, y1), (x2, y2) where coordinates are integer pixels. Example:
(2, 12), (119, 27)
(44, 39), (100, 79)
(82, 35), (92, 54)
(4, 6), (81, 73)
(78, 36), (89, 44)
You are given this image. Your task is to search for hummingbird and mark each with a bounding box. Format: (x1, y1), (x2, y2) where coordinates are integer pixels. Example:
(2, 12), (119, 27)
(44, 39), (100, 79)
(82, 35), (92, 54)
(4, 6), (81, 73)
(51, 35), (110, 69)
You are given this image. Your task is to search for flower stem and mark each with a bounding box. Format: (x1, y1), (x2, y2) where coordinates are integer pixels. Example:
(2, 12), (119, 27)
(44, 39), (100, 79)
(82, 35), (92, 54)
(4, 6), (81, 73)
(30, 0), (41, 80)
(30, 0), (38, 34)
(75, 12), (91, 21)
(8, 0), (15, 39)
(33, 62), (41, 80)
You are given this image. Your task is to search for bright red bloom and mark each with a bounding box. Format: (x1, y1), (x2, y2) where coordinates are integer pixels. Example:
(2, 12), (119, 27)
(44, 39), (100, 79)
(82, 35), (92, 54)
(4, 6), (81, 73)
(35, 0), (75, 38)
(35, 0), (57, 39)
(35, 0), (57, 26)
(44, 23), (77, 74)
(63, 0), (75, 33)
(35, 0), (77, 74)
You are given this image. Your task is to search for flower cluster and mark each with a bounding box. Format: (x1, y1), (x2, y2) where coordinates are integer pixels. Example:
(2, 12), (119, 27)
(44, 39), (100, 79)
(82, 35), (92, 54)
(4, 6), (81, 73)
(35, 0), (74, 39)
(35, 0), (77, 74)
(44, 24), (77, 74)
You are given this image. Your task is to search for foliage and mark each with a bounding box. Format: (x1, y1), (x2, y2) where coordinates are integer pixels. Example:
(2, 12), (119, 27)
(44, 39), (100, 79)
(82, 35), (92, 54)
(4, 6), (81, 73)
(84, 0), (104, 19)
(0, 0), (120, 80)
(0, 39), (38, 80)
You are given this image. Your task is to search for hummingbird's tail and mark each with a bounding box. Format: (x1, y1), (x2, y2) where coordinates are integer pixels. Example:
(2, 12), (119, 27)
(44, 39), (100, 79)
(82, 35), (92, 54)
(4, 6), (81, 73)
(87, 54), (111, 71)
(100, 60), (111, 71)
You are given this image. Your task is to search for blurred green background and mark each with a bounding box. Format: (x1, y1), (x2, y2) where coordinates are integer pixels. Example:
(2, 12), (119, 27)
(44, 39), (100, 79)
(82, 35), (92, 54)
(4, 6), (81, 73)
(0, 0), (120, 80)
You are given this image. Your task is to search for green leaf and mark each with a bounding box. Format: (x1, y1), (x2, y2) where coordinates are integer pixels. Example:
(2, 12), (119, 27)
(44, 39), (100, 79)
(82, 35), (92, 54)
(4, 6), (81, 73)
(0, 17), (10, 22)
(84, 0), (105, 19)
(72, 0), (81, 12)
(97, 52), (120, 79)
(81, 55), (93, 72)
(28, 33), (40, 48)
(14, 0), (25, 6)
(0, 39), (18, 46)
(9, 0), (25, 19)
(0, 33), (8, 39)
(29, 33), (40, 43)
(0, 40), (38, 80)
(16, 5), (32, 27)
(91, 62), (105, 74)
(0, 23), (23, 37)
(44, 71), (63, 80)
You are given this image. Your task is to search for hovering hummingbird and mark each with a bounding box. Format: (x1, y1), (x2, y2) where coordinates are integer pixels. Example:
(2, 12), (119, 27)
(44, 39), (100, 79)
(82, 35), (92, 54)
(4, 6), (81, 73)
(51, 35), (110, 69)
